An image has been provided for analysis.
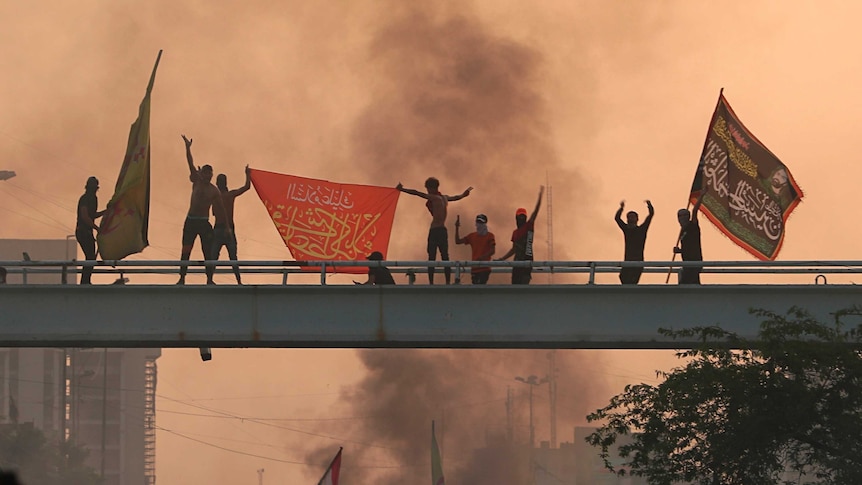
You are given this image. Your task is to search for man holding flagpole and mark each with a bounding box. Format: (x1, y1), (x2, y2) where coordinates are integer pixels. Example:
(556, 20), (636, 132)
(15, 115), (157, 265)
(212, 165), (251, 284)
(674, 188), (705, 284)
(177, 134), (229, 285)
(76, 176), (108, 284)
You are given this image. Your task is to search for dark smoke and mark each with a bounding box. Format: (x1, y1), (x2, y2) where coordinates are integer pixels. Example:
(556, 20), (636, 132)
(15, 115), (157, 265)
(302, 4), (613, 483)
(351, 2), (595, 269)
(304, 349), (609, 484)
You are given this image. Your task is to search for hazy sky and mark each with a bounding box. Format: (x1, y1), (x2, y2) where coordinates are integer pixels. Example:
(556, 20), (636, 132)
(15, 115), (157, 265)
(2, 0), (861, 483)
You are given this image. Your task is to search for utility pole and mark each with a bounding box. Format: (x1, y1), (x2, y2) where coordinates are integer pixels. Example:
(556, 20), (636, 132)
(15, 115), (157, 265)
(100, 348), (108, 479)
(547, 350), (558, 448)
(515, 375), (548, 448)
(257, 468), (265, 485)
(506, 386), (514, 444)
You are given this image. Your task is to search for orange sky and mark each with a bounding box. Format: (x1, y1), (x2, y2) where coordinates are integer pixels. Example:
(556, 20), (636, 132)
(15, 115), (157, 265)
(2, 1), (860, 483)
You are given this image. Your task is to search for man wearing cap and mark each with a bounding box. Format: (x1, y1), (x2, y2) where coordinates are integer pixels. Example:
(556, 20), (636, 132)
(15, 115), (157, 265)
(455, 213), (496, 284)
(396, 177), (473, 284)
(178, 134), (230, 285)
(614, 199), (654, 284)
(76, 176), (107, 284)
(356, 251), (395, 285)
(497, 186), (544, 284)
(674, 192), (705, 284)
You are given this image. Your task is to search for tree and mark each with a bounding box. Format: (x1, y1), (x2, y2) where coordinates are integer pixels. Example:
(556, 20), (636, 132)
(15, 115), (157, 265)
(586, 307), (862, 485)
(0, 422), (101, 485)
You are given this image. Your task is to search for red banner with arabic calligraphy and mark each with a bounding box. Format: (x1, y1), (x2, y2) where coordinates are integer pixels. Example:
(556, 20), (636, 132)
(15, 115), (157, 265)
(250, 169), (400, 273)
(690, 92), (803, 260)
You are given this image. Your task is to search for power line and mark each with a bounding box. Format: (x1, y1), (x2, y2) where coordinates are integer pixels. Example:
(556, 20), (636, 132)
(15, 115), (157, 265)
(159, 394), (402, 451)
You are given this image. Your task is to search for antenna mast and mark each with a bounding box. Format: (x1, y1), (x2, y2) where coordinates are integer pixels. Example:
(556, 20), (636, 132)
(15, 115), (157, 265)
(546, 171), (554, 283)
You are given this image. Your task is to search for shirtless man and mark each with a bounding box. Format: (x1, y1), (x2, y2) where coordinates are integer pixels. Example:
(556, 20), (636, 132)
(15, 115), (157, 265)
(396, 177), (472, 284)
(212, 166), (251, 284)
(178, 134), (229, 285)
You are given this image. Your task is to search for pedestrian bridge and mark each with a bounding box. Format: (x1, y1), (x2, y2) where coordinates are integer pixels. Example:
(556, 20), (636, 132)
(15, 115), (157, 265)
(1, 260), (860, 349)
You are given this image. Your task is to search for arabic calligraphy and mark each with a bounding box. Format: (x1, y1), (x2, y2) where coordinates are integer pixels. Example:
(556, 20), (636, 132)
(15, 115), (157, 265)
(702, 139), (783, 242)
(712, 115), (758, 178)
(286, 183), (354, 210)
(264, 200), (380, 259)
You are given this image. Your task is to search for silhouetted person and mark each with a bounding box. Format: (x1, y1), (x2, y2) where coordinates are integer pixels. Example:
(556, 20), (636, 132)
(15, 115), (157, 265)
(455, 214), (495, 284)
(212, 165), (251, 284)
(356, 251), (395, 285)
(497, 186), (544, 285)
(76, 176), (106, 284)
(615, 200), (654, 284)
(178, 135), (229, 285)
(396, 178), (472, 284)
(674, 192), (705, 285)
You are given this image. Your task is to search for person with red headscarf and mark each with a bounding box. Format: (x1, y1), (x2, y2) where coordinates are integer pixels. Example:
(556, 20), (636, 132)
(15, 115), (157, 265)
(497, 186), (544, 284)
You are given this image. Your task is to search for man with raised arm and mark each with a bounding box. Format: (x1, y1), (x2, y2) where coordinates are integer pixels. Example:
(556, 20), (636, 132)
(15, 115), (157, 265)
(497, 186), (544, 285)
(674, 191), (705, 285)
(614, 199), (654, 284)
(212, 166), (251, 284)
(177, 134), (229, 285)
(396, 177), (473, 284)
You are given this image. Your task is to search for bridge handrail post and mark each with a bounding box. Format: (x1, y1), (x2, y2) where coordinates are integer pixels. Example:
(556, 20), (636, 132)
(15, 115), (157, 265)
(588, 262), (596, 285)
(320, 262), (327, 285)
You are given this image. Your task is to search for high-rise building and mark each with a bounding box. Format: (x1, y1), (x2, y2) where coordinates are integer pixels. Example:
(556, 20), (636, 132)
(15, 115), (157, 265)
(0, 239), (160, 485)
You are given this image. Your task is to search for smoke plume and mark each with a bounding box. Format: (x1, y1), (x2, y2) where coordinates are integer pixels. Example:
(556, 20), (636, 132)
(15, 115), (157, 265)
(305, 349), (609, 484)
(350, 2), (594, 271)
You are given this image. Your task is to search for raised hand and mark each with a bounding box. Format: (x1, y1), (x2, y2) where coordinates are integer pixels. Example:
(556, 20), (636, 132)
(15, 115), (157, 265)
(181, 134), (193, 147)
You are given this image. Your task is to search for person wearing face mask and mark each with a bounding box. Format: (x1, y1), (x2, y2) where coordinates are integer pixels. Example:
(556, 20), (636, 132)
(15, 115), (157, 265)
(454, 213), (496, 285)
(496, 186), (544, 285)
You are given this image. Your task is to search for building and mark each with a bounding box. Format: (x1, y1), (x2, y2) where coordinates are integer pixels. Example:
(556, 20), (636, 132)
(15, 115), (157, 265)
(0, 239), (160, 485)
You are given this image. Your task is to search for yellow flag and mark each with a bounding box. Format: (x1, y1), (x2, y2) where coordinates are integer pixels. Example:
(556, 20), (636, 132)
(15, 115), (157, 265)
(432, 421), (445, 485)
(97, 50), (161, 260)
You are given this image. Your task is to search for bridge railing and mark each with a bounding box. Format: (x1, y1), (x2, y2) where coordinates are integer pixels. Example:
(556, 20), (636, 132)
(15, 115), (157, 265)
(0, 259), (857, 285)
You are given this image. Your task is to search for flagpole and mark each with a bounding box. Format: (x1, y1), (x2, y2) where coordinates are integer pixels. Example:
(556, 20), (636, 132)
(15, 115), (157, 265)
(317, 447), (342, 485)
(665, 88), (723, 283)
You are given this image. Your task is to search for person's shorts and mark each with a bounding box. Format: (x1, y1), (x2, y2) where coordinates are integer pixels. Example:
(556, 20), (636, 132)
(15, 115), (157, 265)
(427, 226), (449, 260)
(213, 224), (238, 255)
(182, 218), (214, 258)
